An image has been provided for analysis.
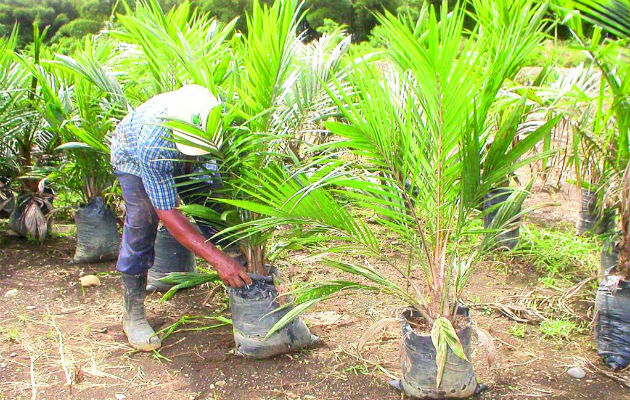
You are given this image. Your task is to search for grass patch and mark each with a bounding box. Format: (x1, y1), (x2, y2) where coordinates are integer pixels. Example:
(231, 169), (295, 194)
(508, 324), (527, 338)
(52, 224), (76, 239)
(540, 318), (581, 340)
(0, 326), (20, 343)
(53, 191), (82, 209)
(510, 225), (600, 288)
(344, 364), (370, 375)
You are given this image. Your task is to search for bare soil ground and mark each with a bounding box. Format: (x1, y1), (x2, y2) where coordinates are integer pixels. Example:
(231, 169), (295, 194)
(0, 185), (629, 400)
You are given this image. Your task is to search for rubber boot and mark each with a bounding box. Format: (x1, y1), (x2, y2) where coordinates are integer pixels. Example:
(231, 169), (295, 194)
(122, 273), (162, 351)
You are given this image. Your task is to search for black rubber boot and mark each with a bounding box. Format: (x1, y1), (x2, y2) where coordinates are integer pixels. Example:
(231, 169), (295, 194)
(122, 273), (161, 351)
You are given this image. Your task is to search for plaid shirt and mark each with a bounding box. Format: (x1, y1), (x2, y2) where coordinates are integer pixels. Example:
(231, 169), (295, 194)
(110, 95), (187, 210)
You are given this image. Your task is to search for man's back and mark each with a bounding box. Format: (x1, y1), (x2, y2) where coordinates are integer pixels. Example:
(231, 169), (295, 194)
(110, 94), (178, 178)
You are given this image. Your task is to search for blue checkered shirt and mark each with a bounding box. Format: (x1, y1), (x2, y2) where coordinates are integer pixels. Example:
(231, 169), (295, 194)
(110, 96), (186, 210)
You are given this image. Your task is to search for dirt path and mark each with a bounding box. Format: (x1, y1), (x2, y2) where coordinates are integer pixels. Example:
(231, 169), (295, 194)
(0, 187), (628, 399)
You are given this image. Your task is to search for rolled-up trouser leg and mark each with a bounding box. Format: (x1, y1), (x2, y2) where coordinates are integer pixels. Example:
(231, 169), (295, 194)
(115, 172), (159, 276)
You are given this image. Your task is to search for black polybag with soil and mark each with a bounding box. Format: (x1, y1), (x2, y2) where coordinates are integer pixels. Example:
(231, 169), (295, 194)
(147, 225), (196, 291)
(72, 196), (120, 263)
(390, 307), (478, 399)
(577, 189), (614, 235)
(228, 273), (318, 358)
(595, 274), (630, 370)
(600, 240), (619, 279)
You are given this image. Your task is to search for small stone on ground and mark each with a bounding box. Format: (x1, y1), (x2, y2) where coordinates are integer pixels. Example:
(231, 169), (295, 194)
(4, 289), (18, 298)
(567, 366), (586, 379)
(79, 275), (101, 287)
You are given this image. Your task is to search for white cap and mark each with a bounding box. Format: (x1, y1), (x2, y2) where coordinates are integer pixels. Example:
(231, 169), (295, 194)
(165, 84), (222, 156)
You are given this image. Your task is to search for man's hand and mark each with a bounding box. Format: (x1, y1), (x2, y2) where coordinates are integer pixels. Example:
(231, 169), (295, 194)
(214, 253), (253, 288)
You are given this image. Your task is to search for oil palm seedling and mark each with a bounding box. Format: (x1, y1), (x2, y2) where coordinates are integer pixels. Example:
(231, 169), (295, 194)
(463, 0), (559, 250)
(554, 0), (630, 235)
(533, 62), (612, 233)
(156, 19), (358, 292)
(43, 37), (127, 262)
(0, 29), (21, 218)
(320, 4), (552, 396)
(154, 0), (360, 358)
(475, 94), (559, 250)
(2, 24), (59, 240)
(169, 0), (359, 277)
(188, 0), (555, 396)
(572, 87), (619, 235)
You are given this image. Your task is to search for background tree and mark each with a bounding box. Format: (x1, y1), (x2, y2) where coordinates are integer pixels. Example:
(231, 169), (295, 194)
(0, 0), (78, 45)
(193, 0), (273, 32)
(350, 0), (399, 41)
(304, 0), (354, 33)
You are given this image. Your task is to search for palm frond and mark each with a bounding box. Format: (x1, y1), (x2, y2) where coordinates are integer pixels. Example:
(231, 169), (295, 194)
(554, 0), (630, 37)
(112, 0), (236, 101)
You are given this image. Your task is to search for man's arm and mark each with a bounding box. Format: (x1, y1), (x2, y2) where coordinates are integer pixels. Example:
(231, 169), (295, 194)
(135, 123), (250, 287)
(156, 208), (252, 288)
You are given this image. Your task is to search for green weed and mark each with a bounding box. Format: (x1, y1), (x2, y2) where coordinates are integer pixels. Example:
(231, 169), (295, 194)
(540, 318), (581, 340)
(539, 276), (560, 289)
(512, 225), (600, 286)
(53, 191), (82, 209)
(53, 224), (77, 238)
(4, 327), (20, 343)
(155, 315), (231, 342)
(344, 364), (370, 375)
(508, 324), (527, 338)
(151, 349), (172, 362)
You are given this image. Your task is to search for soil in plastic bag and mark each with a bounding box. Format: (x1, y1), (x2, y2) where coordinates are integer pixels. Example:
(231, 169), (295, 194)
(8, 193), (54, 241)
(147, 226), (196, 291)
(483, 188), (519, 250)
(391, 307), (478, 399)
(228, 273), (318, 359)
(595, 275), (630, 370)
(600, 240), (619, 280)
(577, 189), (614, 235)
(72, 197), (120, 263)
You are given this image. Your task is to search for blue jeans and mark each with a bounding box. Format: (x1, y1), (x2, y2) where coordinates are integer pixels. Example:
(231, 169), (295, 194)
(115, 172), (220, 275)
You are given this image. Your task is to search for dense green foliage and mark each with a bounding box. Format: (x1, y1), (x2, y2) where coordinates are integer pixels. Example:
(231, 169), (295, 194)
(0, 0), (461, 47)
(190, 0), (455, 40)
